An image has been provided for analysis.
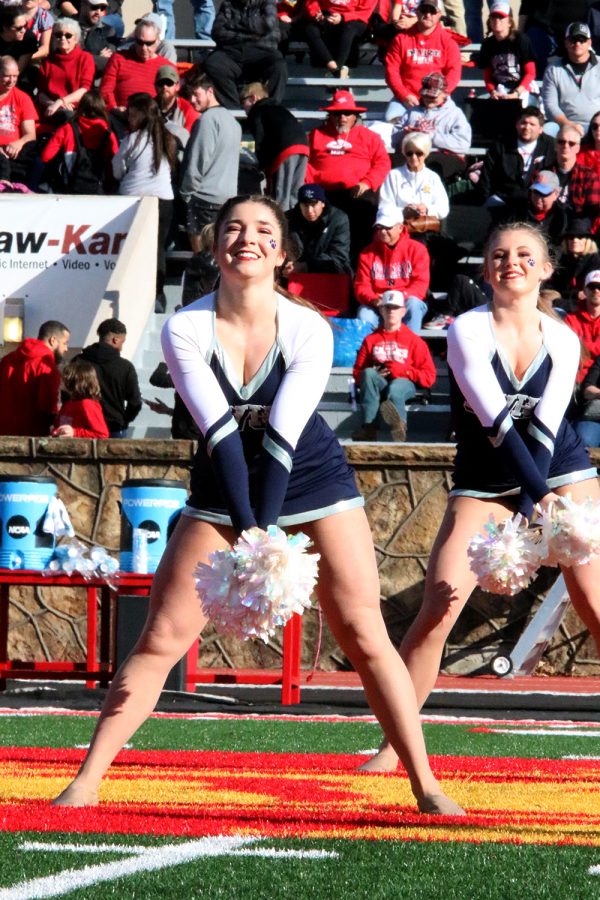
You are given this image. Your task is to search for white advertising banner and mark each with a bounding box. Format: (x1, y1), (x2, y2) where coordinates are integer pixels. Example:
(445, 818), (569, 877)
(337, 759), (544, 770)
(0, 194), (159, 355)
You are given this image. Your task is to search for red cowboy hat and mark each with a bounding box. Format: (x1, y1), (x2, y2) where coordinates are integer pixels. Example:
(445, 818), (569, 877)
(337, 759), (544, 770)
(319, 90), (367, 113)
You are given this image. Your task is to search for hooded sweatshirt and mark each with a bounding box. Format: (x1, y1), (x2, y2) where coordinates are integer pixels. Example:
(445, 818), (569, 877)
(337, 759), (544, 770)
(0, 338), (60, 436)
(354, 230), (430, 306)
(77, 341), (142, 432)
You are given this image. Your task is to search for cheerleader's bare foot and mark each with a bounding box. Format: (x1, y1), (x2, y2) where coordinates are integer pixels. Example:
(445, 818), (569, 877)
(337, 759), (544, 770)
(51, 781), (99, 807)
(417, 792), (466, 816)
(358, 744), (399, 773)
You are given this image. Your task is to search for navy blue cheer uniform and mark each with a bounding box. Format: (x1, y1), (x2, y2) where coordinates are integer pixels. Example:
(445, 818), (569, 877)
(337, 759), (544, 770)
(161, 291), (363, 531)
(447, 304), (596, 518)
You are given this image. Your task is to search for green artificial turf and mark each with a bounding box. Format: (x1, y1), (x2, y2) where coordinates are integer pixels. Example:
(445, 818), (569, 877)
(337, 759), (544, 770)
(1, 714), (598, 760)
(2, 834), (600, 900)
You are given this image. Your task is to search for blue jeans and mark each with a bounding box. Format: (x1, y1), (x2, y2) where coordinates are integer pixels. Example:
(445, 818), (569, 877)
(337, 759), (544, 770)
(574, 419), (600, 449)
(359, 368), (416, 424)
(190, 0), (215, 40)
(464, 0), (483, 43)
(153, 0), (175, 39)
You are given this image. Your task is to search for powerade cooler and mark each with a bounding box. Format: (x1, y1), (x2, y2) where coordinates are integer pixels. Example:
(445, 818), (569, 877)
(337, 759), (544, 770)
(0, 475), (57, 570)
(119, 479), (187, 573)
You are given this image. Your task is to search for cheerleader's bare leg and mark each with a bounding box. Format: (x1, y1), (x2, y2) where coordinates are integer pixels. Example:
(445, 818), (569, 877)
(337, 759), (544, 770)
(556, 478), (600, 653)
(52, 516), (233, 807)
(307, 506), (465, 814)
(360, 495), (516, 773)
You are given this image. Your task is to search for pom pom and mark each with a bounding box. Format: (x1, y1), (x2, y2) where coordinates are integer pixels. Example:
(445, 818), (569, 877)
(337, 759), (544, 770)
(539, 495), (600, 568)
(45, 539), (119, 587)
(468, 514), (543, 596)
(195, 525), (320, 642)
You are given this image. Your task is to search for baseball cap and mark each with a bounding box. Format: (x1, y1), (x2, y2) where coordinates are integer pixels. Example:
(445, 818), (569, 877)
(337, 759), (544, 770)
(565, 22), (591, 41)
(418, 0), (444, 10)
(87, 0), (109, 6)
(585, 269), (600, 287)
(379, 290), (405, 308)
(375, 206), (402, 228)
(420, 71), (448, 98)
(155, 64), (179, 84)
(298, 184), (326, 203)
(530, 170), (560, 195)
(489, 0), (511, 16)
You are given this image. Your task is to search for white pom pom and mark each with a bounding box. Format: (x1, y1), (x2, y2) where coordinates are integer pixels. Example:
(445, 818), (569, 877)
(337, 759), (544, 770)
(467, 514), (543, 596)
(195, 525), (320, 642)
(539, 495), (600, 568)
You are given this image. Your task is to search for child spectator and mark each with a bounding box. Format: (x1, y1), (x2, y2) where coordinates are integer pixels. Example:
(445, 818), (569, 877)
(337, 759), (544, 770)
(52, 359), (109, 438)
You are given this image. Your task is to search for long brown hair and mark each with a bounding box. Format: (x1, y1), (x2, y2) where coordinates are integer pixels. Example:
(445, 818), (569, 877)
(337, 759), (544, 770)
(213, 194), (322, 314)
(62, 359), (102, 401)
(126, 92), (177, 172)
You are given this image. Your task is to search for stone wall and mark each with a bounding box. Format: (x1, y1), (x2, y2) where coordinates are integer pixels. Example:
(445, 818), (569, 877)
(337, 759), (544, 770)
(3, 438), (599, 677)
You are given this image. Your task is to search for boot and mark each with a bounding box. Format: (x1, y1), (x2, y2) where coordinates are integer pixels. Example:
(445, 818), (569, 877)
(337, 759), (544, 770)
(379, 400), (407, 442)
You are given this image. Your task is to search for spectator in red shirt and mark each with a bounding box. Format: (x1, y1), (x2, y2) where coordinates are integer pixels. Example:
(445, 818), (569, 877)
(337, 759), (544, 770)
(306, 89), (391, 260)
(52, 359), (109, 439)
(100, 19), (170, 132)
(384, 0), (461, 121)
(36, 19), (95, 126)
(0, 55), (38, 184)
(0, 320), (70, 437)
(301, 0), (377, 79)
(565, 269), (600, 383)
(351, 289), (436, 441)
(354, 203), (430, 331)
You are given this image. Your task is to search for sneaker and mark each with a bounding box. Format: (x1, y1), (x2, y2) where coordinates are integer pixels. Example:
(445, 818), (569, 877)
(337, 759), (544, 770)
(339, 65), (349, 79)
(379, 400), (407, 442)
(423, 314), (455, 330)
(351, 422), (377, 441)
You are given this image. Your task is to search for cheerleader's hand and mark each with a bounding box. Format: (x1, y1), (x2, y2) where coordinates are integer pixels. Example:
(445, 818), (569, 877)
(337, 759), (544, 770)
(538, 492), (561, 516)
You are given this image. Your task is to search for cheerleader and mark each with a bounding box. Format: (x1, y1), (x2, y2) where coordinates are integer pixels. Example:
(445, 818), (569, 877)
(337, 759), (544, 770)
(52, 194), (463, 816)
(363, 221), (600, 772)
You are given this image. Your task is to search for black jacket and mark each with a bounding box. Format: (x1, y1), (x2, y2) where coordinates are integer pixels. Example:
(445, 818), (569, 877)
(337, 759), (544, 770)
(478, 133), (555, 203)
(495, 198), (568, 251)
(246, 98), (308, 171)
(79, 20), (119, 75)
(149, 362), (200, 440)
(286, 203), (352, 275)
(78, 342), (142, 432)
(212, 0), (280, 52)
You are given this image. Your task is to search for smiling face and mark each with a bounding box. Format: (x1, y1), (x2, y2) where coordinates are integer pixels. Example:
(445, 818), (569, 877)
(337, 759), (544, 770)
(214, 201), (286, 283)
(0, 57), (18, 96)
(585, 281), (600, 317)
(484, 227), (552, 300)
(6, 15), (28, 41)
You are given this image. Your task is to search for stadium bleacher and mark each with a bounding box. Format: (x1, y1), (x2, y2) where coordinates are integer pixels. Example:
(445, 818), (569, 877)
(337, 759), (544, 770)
(131, 36), (491, 440)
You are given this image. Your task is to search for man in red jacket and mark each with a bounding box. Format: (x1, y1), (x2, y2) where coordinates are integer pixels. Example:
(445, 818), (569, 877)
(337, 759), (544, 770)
(354, 204), (430, 331)
(0, 319), (70, 436)
(565, 269), (600, 384)
(351, 290), (435, 441)
(306, 89), (391, 260)
(384, 0), (462, 121)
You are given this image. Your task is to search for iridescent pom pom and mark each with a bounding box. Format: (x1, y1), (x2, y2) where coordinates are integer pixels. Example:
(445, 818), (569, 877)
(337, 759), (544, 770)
(539, 495), (600, 568)
(195, 525), (320, 642)
(468, 514), (543, 596)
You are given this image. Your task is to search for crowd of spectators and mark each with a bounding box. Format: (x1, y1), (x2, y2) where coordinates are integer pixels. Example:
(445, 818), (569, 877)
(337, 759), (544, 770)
(5, 0), (600, 443)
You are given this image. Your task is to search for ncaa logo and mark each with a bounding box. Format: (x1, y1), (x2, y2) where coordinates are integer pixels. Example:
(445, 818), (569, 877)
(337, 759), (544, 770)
(7, 514), (30, 538)
(139, 520), (160, 543)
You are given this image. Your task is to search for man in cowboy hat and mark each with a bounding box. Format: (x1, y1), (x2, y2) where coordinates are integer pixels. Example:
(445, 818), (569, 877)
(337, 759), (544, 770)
(305, 88), (391, 261)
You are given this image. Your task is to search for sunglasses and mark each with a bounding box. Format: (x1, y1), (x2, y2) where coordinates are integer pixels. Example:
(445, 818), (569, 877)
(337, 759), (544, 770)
(556, 139), (579, 146)
(592, 123), (600, 130)
(156, 78), (176, 86)
(11, 24), (27, 31)
(567, 36), (589, 43)
(91, 4), (109, 9)
(405, 149), (425, 156)
(55, 31), (74, 38)
(135, 37), (157, 46)
(587, 284), (600, 291)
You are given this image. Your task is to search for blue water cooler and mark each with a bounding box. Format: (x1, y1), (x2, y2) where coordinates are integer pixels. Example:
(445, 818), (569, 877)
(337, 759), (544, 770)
(0, 475), (57, 570)
(119, 479), (188, 573)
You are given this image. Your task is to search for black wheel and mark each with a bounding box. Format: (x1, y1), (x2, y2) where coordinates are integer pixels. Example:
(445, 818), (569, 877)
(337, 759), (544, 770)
(491, 655), (513, 677)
